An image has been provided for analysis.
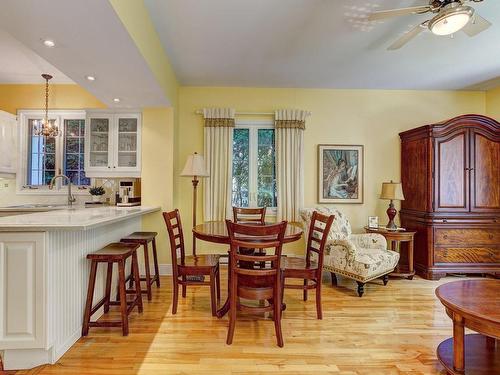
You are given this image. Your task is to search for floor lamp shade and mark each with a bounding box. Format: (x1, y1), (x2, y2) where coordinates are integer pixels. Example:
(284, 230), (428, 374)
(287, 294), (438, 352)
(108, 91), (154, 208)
(181, 153), (209, 177)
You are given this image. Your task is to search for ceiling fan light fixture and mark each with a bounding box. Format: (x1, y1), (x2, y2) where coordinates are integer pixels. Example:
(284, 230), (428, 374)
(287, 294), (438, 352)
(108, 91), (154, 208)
(429, 5), (474, 36)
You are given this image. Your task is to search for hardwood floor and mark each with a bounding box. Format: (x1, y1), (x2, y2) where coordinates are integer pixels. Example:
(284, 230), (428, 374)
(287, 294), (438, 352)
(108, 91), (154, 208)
(9, 271), (475, 375)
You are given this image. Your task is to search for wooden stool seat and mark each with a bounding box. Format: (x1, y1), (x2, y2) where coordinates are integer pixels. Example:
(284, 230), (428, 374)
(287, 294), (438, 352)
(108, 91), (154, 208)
(82, 242), (143, 337)
(121, 231), (158, 242)
(121, 231), (160, 301)
(87, 243), (138, 260)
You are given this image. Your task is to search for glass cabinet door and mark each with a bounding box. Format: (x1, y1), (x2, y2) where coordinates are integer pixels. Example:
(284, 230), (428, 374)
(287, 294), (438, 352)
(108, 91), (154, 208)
(117, 117), (138, 168)
(89, 117), (110, 168)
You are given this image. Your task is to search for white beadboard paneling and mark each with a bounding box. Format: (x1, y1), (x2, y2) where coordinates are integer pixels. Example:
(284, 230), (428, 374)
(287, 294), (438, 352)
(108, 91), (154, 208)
(47, 217), (140, 362)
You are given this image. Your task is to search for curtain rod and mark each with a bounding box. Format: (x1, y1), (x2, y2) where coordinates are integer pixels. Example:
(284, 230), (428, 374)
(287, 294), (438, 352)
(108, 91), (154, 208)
(194, 110), (312, 116)
(195, 110), (274, 116)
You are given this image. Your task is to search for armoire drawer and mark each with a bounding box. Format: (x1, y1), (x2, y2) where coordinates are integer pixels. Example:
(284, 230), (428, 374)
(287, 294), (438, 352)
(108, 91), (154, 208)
(434, 247), (500, 264)
(434, 228), (500, 246)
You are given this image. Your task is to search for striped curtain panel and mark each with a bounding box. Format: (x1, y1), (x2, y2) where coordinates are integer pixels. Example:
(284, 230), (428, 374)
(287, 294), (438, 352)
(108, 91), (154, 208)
(203, 108), (235, 221)
(275, 109), (308, 222)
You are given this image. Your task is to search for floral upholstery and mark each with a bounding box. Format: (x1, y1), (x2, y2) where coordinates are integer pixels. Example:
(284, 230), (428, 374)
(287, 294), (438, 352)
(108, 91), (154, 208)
(300, 207), (399, 283)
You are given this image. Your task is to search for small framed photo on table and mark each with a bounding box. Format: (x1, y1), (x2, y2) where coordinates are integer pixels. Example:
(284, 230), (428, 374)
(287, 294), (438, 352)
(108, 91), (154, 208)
(368, 216), (379, 228)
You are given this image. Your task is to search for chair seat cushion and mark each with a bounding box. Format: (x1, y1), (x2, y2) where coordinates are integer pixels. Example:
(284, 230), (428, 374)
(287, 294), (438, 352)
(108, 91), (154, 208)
(324, 247), (399, 282)
(178, 254), (220, 268)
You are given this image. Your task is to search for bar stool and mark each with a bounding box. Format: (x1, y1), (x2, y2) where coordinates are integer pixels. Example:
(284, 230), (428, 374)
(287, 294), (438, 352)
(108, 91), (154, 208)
(121, 231), (159, 301)
(82, 242), (143, 337)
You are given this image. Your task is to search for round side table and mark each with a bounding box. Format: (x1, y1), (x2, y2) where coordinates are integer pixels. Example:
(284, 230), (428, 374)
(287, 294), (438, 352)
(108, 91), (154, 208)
(364, 226), (416, 279)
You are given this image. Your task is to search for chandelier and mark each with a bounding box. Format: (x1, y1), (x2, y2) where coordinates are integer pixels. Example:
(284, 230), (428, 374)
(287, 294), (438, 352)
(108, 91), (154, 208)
(34, 74), (60, 137)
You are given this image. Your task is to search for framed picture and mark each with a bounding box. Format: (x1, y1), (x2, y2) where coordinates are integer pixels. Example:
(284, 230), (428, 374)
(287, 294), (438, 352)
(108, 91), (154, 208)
(318, 144), (364, 204)
(368, 216), (379, 228)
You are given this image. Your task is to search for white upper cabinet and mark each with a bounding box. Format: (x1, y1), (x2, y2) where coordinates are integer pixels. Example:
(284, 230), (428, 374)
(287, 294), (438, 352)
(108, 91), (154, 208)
(85, 111), (141, 177)
(0, 111), (17, 176)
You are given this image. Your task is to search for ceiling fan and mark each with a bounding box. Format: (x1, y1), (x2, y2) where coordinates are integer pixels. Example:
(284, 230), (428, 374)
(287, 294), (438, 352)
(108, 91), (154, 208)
(368, 0), (492, 50)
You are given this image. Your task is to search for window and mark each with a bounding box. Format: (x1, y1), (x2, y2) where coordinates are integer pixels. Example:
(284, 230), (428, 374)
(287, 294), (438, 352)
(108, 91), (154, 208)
(19, 110), (90, 192)
(231, 121), (277, 209)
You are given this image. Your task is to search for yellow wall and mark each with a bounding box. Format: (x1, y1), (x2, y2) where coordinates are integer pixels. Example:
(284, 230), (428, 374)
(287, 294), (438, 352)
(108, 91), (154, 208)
(0, 84), (105, 114)
(141, 108), (175, 264)
(177, 87), (486, 255)
(486, 87), (500, 121)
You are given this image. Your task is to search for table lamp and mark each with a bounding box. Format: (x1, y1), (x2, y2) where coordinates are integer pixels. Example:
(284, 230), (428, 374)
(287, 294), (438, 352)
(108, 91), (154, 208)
(181, 152), (209, 256)
(379, 181), (405, 230)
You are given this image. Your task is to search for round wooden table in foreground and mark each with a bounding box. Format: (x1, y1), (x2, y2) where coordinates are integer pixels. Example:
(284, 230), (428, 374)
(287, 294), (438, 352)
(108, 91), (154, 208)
(435, 279), (500, 375)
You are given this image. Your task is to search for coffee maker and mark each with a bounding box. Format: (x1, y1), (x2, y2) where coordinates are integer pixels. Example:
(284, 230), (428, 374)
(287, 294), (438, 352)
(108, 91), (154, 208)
(116, 179), (141, 206)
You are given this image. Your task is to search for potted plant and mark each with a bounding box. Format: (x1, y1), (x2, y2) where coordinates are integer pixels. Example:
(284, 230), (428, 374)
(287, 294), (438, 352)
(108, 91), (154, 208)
(89, 186), (105, 203)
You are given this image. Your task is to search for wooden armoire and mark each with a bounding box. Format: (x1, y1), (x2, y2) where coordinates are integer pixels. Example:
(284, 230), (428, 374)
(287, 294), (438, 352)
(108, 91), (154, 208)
(399, 114), (499, 280)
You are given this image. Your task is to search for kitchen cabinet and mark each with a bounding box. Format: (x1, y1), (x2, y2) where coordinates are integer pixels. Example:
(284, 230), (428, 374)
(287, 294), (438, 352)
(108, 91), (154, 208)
(84, 112), (141, 177)
(0, 111), (17, 176)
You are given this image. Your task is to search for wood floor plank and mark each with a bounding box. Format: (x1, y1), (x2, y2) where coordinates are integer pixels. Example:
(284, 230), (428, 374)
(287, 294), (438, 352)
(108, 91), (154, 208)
(10, 270), (478, 374)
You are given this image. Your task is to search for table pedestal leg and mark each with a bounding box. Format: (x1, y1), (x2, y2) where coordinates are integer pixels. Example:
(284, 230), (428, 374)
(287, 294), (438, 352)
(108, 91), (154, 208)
(453, 313), (465, 373)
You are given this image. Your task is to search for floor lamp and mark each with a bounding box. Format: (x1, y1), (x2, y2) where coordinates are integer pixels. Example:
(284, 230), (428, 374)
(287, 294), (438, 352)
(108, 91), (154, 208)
(180, 152), (209, 257)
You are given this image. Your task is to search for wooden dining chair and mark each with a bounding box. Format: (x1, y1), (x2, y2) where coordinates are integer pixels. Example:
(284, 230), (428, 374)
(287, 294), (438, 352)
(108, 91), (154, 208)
(163, 209), (220, 316)
(225, 220), (287, 347)
(233, 206), (267, 268)
(232, 206), (266, 224)
(282, 211), (334, 319)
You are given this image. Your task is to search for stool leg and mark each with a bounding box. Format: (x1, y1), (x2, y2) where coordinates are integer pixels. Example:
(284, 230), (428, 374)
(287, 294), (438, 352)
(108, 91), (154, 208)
(132, 250), (143, 313)
(104, 262), (113, 313)
(152, 238), (160, 287)
(143, 242), (153, 301)
(117, 260), (129, 336)
(82, 260), (98, 336)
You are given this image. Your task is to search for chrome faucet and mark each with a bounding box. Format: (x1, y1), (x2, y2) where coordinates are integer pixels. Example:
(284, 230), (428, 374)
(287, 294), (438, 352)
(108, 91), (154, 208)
(49, 174), (77, 206)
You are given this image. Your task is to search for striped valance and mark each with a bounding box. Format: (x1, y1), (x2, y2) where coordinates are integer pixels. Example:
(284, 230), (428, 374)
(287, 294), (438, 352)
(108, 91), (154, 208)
(203, 108), (235, 128)
(274, 109), (310, 130)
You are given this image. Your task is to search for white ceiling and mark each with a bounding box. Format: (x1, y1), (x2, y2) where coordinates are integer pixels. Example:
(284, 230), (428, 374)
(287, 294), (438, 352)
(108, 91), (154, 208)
(0, 30), (72, 84)
(0, 0), (169, 108)
(145, 0), (500, 90)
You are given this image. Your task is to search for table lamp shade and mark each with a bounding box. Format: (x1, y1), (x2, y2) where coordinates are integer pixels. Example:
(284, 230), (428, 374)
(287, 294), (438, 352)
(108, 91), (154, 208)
(181, 152), (209, 177)
(380, 181), (405, 201)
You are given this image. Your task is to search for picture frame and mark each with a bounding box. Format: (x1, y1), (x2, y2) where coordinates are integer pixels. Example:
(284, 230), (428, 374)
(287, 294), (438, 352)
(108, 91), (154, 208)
(318, 144), (364, 204)
(368, 216), (379, 228)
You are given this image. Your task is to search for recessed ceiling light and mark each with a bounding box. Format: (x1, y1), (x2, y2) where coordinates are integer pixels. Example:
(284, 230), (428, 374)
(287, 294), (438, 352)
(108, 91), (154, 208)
(43, 39), (55, 48)
(85, 75), (96, 81)
(113, 98), (121, 103)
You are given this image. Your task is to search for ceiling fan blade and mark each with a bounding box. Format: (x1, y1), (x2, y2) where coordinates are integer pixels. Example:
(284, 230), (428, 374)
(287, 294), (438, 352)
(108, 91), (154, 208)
(462, 13), (491, 37)
(388, 24), (426, 50)
(367, 5), (431, 21)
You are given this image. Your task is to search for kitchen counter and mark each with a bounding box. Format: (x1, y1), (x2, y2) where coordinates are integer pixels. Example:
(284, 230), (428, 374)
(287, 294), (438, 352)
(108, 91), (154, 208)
(0, 206), (160, 231)
(0, 205), (160, 370)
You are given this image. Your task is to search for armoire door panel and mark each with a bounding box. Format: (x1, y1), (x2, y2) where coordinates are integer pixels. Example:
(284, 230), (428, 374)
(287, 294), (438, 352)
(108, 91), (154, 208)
(435, 131), (469, 212)
(471, 131), (500, 212)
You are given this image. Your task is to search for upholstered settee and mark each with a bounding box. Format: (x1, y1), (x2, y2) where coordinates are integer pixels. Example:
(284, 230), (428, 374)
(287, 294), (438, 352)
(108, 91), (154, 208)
(300, 207), (400, 297)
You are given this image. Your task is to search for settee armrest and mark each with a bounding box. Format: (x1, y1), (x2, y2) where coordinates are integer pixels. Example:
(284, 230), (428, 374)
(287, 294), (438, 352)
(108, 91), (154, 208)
(325, 239), (357, 259)
(349, 233), (387, 250)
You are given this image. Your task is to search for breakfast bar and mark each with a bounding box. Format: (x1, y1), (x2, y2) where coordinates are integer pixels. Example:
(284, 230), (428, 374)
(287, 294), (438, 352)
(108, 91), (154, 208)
(0, 206), (160, 370)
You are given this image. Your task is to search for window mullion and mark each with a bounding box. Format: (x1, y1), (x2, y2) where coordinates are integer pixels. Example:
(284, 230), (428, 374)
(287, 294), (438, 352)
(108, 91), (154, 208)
(249, 127), (258, 206)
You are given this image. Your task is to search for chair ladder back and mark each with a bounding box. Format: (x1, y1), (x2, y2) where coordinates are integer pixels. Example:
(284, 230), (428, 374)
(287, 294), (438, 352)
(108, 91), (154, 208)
(226, 220), (286, 276)
(163, 209), (186, 269)
(306, 211), (335, 269)
(233, 206), (267, 224)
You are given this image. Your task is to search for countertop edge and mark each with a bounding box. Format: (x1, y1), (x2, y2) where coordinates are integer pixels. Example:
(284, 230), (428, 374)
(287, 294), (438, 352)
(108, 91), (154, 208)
(0, 206), (161, 232)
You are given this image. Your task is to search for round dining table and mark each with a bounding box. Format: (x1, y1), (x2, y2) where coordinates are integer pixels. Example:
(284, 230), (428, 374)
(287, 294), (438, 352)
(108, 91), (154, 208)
(192, 221), (303, 318)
